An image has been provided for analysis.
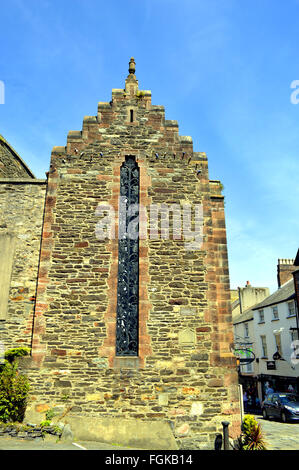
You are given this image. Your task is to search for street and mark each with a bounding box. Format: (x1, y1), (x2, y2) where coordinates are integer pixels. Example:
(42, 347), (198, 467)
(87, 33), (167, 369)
(254, 414), (299, 450)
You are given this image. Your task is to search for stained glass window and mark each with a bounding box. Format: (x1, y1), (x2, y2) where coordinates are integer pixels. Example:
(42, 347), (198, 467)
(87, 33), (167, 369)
(116, 155), (139, 356)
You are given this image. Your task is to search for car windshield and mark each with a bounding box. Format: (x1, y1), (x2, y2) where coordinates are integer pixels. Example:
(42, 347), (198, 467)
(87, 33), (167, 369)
(279, 394), (299, 404)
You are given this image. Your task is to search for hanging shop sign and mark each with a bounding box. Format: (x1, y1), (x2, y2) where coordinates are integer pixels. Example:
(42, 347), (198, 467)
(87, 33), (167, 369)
(233, 348), (256, 365)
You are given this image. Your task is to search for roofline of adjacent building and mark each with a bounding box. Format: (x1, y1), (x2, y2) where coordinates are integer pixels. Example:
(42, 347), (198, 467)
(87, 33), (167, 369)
(251, 293), (296, 310)
(252, 278), (295, 310)
(0, 179), (46, 184)
(233, 316), (254, 326)
(0, 134), (36, 178)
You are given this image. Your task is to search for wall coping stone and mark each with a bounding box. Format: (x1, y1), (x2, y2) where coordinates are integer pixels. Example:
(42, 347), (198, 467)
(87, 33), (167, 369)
(0, 179), (46, 184)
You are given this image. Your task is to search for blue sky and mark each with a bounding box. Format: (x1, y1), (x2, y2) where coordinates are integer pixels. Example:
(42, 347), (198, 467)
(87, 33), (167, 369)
(0, 0), (298, 293)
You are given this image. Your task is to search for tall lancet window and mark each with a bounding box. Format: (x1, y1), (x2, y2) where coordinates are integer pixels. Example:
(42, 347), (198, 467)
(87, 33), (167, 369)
(116, 155), (140, 356)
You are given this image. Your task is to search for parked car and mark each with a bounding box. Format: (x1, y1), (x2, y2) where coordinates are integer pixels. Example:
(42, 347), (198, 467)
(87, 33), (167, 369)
(262, 393), (299, 423)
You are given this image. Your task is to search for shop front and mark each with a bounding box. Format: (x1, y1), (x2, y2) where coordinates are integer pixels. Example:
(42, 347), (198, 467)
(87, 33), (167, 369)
(258, 374), (299, 401)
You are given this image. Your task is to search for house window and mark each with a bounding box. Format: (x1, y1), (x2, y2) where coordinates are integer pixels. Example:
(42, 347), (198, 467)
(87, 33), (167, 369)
(288, 301), (296, 317)
(244, 323), (249, 338)
(240, 361), (253, 374)
(130, 109), (134, 122)
(261, 335), (268, 357)
(290, 329), (299, 343)
(272, 305), (279, 320)
(258, 309), (265, 323)
(274, 333), (282, 356)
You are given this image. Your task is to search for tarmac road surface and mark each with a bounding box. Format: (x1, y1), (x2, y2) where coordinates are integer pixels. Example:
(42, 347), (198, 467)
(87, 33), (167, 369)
(0, 436), (140, 450)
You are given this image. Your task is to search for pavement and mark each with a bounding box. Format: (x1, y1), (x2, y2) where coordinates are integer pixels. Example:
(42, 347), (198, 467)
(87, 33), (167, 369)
(0, 415), (298, 451)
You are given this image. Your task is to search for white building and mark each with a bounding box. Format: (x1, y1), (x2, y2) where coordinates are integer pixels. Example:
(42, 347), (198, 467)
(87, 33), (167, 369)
(252, 278), (299, 400)
(232, 253), (299, 407)
(232, 283), (270, 408)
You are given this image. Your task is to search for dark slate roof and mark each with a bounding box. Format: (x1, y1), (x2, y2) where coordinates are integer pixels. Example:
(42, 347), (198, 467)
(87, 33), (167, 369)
(233, 307), (254, 325)
(294, 249), (299, 267)
(252, 278), (295, 310)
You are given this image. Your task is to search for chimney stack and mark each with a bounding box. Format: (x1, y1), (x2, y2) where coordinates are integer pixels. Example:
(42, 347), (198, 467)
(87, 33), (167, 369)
(277, 258), (296, 288)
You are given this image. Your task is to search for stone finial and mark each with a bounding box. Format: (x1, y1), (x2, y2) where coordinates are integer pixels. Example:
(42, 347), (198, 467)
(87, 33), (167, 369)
(129, 57), (136, 75)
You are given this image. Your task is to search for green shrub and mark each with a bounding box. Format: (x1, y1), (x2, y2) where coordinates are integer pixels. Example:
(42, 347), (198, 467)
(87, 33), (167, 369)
(0, 350), (30, 423)
(40, 420), (51, 427)
(242, 414), (258, 435)
(240, 415), (267, 450)
(4, 347), (30, 364)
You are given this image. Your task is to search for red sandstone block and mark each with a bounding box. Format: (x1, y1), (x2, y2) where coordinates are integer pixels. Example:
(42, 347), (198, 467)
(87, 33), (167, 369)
(42, 231), (53, 239)
(35, 302), (48, 311)
(208, 378), (223, 387)
(67, 169), (82, 174)
(47, 182), (57, 192)
(224, 372), (239, 387)
(96, 175), (111, 181)
(74, 241), (89, 248)
(35, 404), (50, 413)
(46, 196), (56, 208)
(51, 349), (67, 356)
(52, 253), (67, 259)
(40, 250), (51, 261)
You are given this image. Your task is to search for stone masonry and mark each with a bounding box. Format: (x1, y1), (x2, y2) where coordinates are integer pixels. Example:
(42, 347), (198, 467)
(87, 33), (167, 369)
(1, 59), (241, 449)
(0, 134), (46, 347)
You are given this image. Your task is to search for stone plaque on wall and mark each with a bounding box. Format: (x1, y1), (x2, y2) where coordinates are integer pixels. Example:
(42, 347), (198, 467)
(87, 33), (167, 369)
(178, 328), (197, 349)
(0, 234), (15, 320)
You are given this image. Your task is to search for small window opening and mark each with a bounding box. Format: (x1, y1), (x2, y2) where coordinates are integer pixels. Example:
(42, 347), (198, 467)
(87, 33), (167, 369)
(130, 109), (134, 122)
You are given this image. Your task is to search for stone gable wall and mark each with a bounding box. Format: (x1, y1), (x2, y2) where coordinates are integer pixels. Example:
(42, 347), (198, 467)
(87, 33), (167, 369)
(19, 77), (240, 449)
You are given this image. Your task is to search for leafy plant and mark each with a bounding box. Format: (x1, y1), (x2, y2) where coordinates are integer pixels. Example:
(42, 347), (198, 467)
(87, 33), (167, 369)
(46, 409), (55, 421)
(242, 414), (257, 435)
(40, 420), (51, 427)
(4, 347), (30, 364)
(0, 360), (29, 423)
(240, 415), (267, 450)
